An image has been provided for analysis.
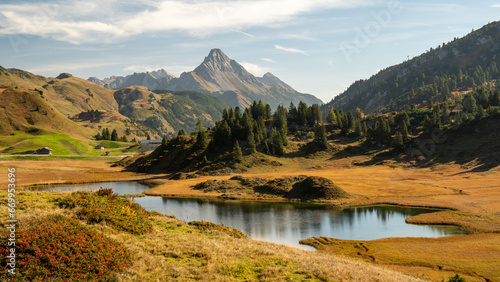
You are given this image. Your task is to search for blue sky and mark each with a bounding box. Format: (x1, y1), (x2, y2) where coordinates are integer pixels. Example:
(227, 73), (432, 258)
(0, 0), (499, 103)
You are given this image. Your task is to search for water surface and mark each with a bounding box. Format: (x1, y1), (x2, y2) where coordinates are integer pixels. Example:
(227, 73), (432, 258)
(39, 181), (465, 248)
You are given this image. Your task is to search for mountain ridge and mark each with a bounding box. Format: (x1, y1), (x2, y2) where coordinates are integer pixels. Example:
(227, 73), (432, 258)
(323, 21), (500, 114)
(0, 67), (229, 136)
(88, 48), (323, 109)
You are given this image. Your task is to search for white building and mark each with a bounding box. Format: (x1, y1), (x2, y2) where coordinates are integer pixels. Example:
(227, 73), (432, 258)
(140, 139), (162, 153)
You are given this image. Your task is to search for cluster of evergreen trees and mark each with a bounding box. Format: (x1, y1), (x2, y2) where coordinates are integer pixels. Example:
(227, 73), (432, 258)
(95, 128), (128, 142)
(347, 88), (500, 150)
(184, 100), (328, 158)
(167, 87), (499, 163)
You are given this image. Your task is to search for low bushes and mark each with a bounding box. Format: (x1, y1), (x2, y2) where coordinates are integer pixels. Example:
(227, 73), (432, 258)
(57, 188), (153, 235)
(0, 214), (132, 281)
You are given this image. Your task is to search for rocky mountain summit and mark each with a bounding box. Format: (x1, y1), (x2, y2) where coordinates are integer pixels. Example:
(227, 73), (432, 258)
(89, 49), (322, 108)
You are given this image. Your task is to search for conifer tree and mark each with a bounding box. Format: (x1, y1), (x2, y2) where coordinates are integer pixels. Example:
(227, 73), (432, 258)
(105, 128), (110, 140)
(314, 123), (328, 149)
(233, 141), (243, 162)
(196, 119), (204, 132)
(195, 129), (208, 149)
(327, 109), (337, 127)
(463, 94), (477, 113)
(111, 129), (118, 141)
(270, 128), (284, 155)
(400, 120), (409, 141)
(392, 132), (405, 150)
(247, 131), (257, 155)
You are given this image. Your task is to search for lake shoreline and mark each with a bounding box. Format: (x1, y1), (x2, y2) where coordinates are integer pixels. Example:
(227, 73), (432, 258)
(2, 159), (499, 281)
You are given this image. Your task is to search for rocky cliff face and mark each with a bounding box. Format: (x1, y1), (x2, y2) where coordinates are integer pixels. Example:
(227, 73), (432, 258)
(89, 49), (323, 109)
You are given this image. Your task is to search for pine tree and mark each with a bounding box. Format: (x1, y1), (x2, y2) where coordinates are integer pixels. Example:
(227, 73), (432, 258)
(354, 119), (362, 136)
(195, 130), (208, 149)
(233, 141), (243, 162)
(270, 128), (284, 155)
(177, 130), (185, 137)
(297, 101), (308, 127)
(463, 94), (477, 113)
(362, 122), (368, 137)
(314, 123), (328, 149)
(392, 132), (405, 150)
(196, 119), (204, 132)
(104, 128), (110, 140)
(110, 129), (118, 141)
(403, 112), (410, 128)
(327, 109), (337, 127)
(213, 120), (232, 147)
(400, 121), (409, 141)
(247, 131), (257, 155)
(488, 90), (500, 106)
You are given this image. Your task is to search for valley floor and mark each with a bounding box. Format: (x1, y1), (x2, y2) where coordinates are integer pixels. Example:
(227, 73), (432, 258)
(0, 158), (499, 281)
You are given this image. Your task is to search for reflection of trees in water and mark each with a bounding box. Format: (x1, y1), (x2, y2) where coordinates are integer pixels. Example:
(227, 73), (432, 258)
(140, 196), (463, 243)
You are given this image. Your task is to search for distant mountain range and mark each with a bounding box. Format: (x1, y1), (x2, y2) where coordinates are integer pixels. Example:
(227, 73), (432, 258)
(89, 49), (322, 109)
(324, 21), (500, 114)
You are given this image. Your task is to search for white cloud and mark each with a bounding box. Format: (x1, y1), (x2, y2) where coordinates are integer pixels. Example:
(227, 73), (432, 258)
(27, 62), (118, 75)
(281, 34), (316, 41)
(232, 29), (255, 38)
(491, 4), (500, 7)
(274, 44), (309, 56)
(0, 0), (373, 44)
(262, 58), (277, 63)
(239, 62), (267, 76)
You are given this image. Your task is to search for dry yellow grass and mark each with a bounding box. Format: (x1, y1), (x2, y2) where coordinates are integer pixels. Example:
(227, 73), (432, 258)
(302, 234), (500, 282)
(0, 189), (425, 281)
(1, 159), (499, 281)
(0, 159), (154, 187)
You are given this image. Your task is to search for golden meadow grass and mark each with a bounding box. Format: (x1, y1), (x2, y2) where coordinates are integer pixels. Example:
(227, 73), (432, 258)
(0, 159), (498, 281)
(0, 189), (424, 281)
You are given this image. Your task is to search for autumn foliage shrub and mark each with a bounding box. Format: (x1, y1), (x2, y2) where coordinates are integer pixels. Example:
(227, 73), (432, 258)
(57, 190), (152, 235)
(0, 214), (132, 281)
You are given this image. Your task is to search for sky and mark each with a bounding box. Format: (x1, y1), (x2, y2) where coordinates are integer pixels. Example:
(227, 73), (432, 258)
(0, 1), (499, 103)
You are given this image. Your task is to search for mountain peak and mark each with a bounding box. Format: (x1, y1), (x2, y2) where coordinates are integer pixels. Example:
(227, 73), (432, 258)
(258, 72), (294, 91)
(203, 48), (231, 65)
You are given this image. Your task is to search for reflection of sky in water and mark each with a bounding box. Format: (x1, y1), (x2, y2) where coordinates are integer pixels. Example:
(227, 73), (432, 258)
(36, 182), (149, 195)
(40, 182), (465, 249)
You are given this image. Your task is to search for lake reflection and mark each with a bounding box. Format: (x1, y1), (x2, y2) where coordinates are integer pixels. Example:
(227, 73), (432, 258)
(40, 182), (465, 249)
(134, 197), (464, 248)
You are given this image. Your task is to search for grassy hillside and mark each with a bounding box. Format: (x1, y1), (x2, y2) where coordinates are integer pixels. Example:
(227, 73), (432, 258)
(0, 86), (91, 137)
(115, 87), (229, 136)
(72, 110), (160, 143)
(0, 67), (234, 137)
(0, 86), (140, 156)
(324, 21), (500, 114)
(0, 69), (117, 116)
